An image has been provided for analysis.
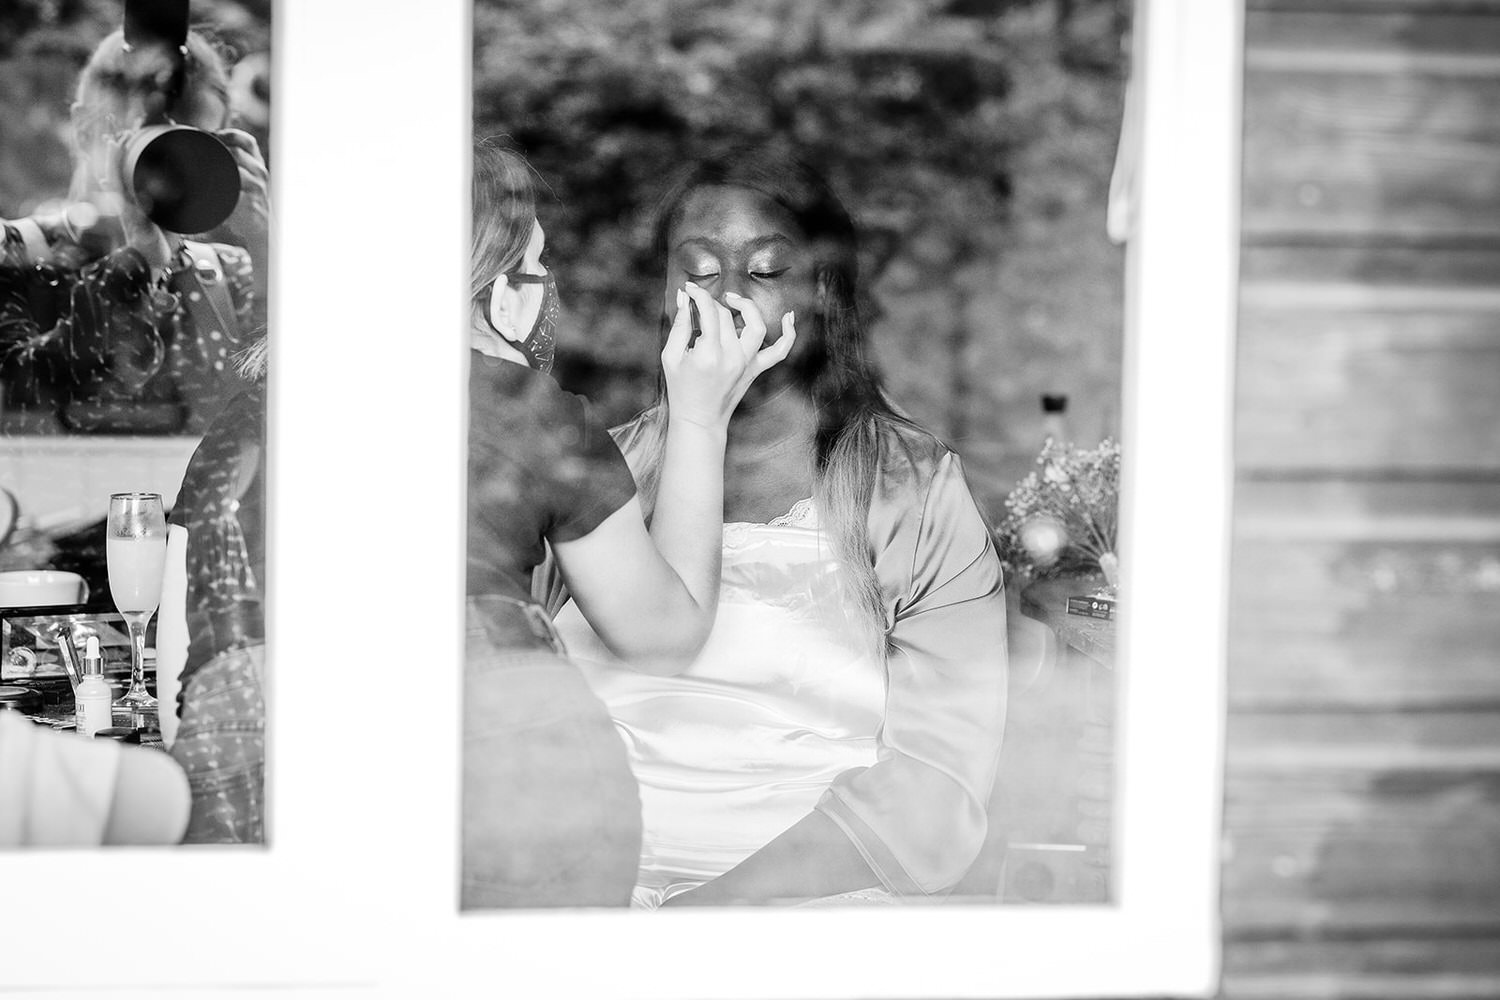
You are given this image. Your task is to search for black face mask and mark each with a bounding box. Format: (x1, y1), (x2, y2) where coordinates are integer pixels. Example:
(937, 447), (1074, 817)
(484, 270), (558, 373)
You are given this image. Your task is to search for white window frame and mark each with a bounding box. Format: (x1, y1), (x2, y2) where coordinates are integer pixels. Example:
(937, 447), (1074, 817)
(4, 1), (1239, 996)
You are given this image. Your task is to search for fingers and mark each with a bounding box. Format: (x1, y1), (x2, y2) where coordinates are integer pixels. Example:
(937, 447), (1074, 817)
(680, 281), (729, 363)
(232, 153), (270, 202)
(721, 292), (767, 358)
(237, 166), (271, 211)
(660, 286), (693, 363)
(219, 129), (271, 211)
(233, 149), (270, 182)
(749, 311), (797, 378)
(238, 163), (269, 193)
(228, 144), (268, 174)
(217, 128), (266, 165)
(668, 284), (790, 384)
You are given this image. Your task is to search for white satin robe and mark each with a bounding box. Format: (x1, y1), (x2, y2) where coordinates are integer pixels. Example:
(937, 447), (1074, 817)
(553, 416), (1009, 906)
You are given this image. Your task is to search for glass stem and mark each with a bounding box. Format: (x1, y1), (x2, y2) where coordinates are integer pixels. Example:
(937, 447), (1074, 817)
(127, 613), (149, 695)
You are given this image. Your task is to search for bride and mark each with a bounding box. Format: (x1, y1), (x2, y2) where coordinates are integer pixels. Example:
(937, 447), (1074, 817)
(553, 145), (1009, 907)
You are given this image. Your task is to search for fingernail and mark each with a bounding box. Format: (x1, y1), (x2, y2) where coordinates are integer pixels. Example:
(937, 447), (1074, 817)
(786, 311), (795, 326)
(684, 281), (698, 290)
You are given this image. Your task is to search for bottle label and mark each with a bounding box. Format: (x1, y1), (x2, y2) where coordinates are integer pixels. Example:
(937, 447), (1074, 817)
(77, 687), (112, 737)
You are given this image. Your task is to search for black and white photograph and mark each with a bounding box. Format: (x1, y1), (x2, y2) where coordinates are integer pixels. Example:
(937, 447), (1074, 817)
(0, 0), (270, 848)
(461, 0), (1131, 911)
(10, 0), (1498, 995)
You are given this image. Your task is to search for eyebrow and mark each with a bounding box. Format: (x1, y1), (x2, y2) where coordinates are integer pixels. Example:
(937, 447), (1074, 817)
(674, 234), (796, 255)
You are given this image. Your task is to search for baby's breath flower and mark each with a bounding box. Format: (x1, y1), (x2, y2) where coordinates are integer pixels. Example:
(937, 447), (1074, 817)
(996, 438), (1121, 580)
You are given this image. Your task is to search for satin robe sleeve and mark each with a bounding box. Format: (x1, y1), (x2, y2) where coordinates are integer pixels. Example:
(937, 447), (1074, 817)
(815, 445), (1009, 897)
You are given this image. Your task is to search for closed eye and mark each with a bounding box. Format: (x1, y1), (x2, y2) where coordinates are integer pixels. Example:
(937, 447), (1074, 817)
(751, 268), (789, 280)
(685, 271), (720, 281)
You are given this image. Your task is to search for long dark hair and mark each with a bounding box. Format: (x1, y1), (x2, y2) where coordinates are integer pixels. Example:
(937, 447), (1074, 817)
(633, 146), (921, 652)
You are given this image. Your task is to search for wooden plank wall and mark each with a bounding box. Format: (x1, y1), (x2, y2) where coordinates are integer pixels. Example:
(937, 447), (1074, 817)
(1225, 0), (1500, 997)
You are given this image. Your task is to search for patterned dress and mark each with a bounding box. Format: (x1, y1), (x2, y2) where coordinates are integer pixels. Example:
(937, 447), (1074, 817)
(167, 381), (266, 844)
(0, 218), (257, 433)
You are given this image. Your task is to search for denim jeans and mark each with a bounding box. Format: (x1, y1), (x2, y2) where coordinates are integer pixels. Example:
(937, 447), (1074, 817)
(462, 596), (641, 908)
(169, 644), (265, 845)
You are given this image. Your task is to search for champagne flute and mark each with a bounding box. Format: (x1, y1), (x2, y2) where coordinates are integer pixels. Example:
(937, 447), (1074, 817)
(107, 492), (168, 712)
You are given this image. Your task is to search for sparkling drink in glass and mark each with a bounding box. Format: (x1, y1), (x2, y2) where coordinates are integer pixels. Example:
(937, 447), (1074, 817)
(107, 492), (168, 711)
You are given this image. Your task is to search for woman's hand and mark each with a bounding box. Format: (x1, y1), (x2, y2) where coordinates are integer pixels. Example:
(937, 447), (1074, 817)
(662, 281), (795, 431)
(573, 282), (796, 670)
(216, 128), (271, 250)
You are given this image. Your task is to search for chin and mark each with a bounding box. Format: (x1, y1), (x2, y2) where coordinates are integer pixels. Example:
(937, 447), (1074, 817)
(783, 333), (826, 390)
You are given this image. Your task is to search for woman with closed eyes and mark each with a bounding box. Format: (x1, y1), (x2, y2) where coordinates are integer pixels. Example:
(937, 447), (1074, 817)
(553, 146), (1010, 907)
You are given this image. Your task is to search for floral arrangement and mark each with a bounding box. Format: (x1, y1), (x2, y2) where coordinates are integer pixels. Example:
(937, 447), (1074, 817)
(996, 438), (1121, 588)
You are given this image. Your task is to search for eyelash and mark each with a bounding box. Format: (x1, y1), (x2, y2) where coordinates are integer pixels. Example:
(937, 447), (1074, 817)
(685, 268), (788, 281)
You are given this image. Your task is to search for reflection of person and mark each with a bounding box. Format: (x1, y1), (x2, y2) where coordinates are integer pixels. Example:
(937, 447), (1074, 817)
(554, 146), (1009, 907)
(0, 27), (269, 434)
(462, 141), (791, 907)
(0, 710), (189, 846)
(154, 335), (266, 844)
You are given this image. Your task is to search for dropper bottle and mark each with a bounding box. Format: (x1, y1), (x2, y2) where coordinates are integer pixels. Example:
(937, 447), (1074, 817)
(75, 635), (113, 737)
(1041, 393), (1069, 446)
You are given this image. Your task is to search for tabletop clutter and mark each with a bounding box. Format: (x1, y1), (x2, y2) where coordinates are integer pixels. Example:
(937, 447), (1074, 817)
(0, 489), (169, 748)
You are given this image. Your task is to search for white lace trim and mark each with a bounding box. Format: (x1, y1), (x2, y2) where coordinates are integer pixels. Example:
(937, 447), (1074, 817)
(768, 496), (816, 527)
(722, 497), (817, 548)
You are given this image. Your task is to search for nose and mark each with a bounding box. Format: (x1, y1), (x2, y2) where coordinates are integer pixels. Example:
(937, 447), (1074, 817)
(714, 277), (752, 331)
(719, 273), (749, 301)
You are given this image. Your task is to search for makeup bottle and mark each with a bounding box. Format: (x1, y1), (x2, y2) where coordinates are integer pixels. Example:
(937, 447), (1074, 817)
(75, 635), (113, 737)
(1041, 393), (1069, 446)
